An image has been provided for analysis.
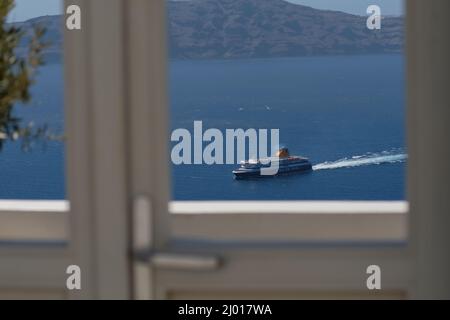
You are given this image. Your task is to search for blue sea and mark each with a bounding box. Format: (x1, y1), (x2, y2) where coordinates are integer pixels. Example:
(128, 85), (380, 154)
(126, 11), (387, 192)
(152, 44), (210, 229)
(0, 54), (406, 200)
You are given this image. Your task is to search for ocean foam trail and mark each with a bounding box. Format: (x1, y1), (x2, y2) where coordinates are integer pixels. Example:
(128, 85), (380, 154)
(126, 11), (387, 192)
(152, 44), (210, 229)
(313, 152), (407, 171)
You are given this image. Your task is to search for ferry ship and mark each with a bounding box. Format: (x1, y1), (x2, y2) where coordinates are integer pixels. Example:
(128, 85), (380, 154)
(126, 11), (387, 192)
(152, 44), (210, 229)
(233, 148), (312, 179)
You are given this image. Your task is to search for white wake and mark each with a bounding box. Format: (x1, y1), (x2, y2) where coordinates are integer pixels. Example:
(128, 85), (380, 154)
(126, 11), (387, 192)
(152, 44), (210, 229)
(312, 150), (407, 171)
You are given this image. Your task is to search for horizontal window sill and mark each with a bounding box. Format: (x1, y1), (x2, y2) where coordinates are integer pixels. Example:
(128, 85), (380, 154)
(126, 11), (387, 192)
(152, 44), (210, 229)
(170, 201), (408, 242)
(170, 201), (408, 215)
(0, 200), (408, 244)
(0, 200), (69, 213)
(0, 200), (69, 244)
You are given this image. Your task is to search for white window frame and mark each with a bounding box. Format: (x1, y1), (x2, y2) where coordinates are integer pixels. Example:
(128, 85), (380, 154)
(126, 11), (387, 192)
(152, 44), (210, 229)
(1, 0), (449, 299)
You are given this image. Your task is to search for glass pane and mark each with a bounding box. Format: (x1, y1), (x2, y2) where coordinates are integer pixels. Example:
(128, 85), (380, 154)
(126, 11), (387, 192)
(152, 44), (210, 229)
(169, 0), (406, 201)
(1, 0), (64, 199)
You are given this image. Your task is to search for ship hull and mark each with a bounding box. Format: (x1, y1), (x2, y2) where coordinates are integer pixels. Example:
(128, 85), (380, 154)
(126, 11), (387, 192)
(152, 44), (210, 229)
(233, 161), (313, 180)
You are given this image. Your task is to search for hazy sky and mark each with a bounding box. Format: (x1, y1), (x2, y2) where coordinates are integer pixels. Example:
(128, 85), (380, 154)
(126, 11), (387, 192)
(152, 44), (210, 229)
(9, 0), (62, 22)
(288, 0), (404, 16)
(9, 0), (404, 22)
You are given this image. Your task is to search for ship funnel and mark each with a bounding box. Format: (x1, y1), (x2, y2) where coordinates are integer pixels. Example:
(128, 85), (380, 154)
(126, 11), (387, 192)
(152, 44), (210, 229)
(276, 147), (290, 159)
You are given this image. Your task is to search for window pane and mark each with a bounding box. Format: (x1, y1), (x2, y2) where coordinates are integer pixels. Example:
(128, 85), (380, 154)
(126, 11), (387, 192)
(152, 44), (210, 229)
(169, 0), (406, 201)
(1, 0), (64, 200)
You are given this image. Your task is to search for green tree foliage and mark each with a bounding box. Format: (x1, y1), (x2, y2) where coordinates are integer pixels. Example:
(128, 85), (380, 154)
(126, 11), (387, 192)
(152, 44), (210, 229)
(0, 0), (47, 150)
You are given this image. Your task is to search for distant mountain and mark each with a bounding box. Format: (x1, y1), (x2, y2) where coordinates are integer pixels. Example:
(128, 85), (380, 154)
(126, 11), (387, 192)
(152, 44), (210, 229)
(12, 0), (404, 61)
(12, 15), (63, 63)
(168, 0), (404, 59)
